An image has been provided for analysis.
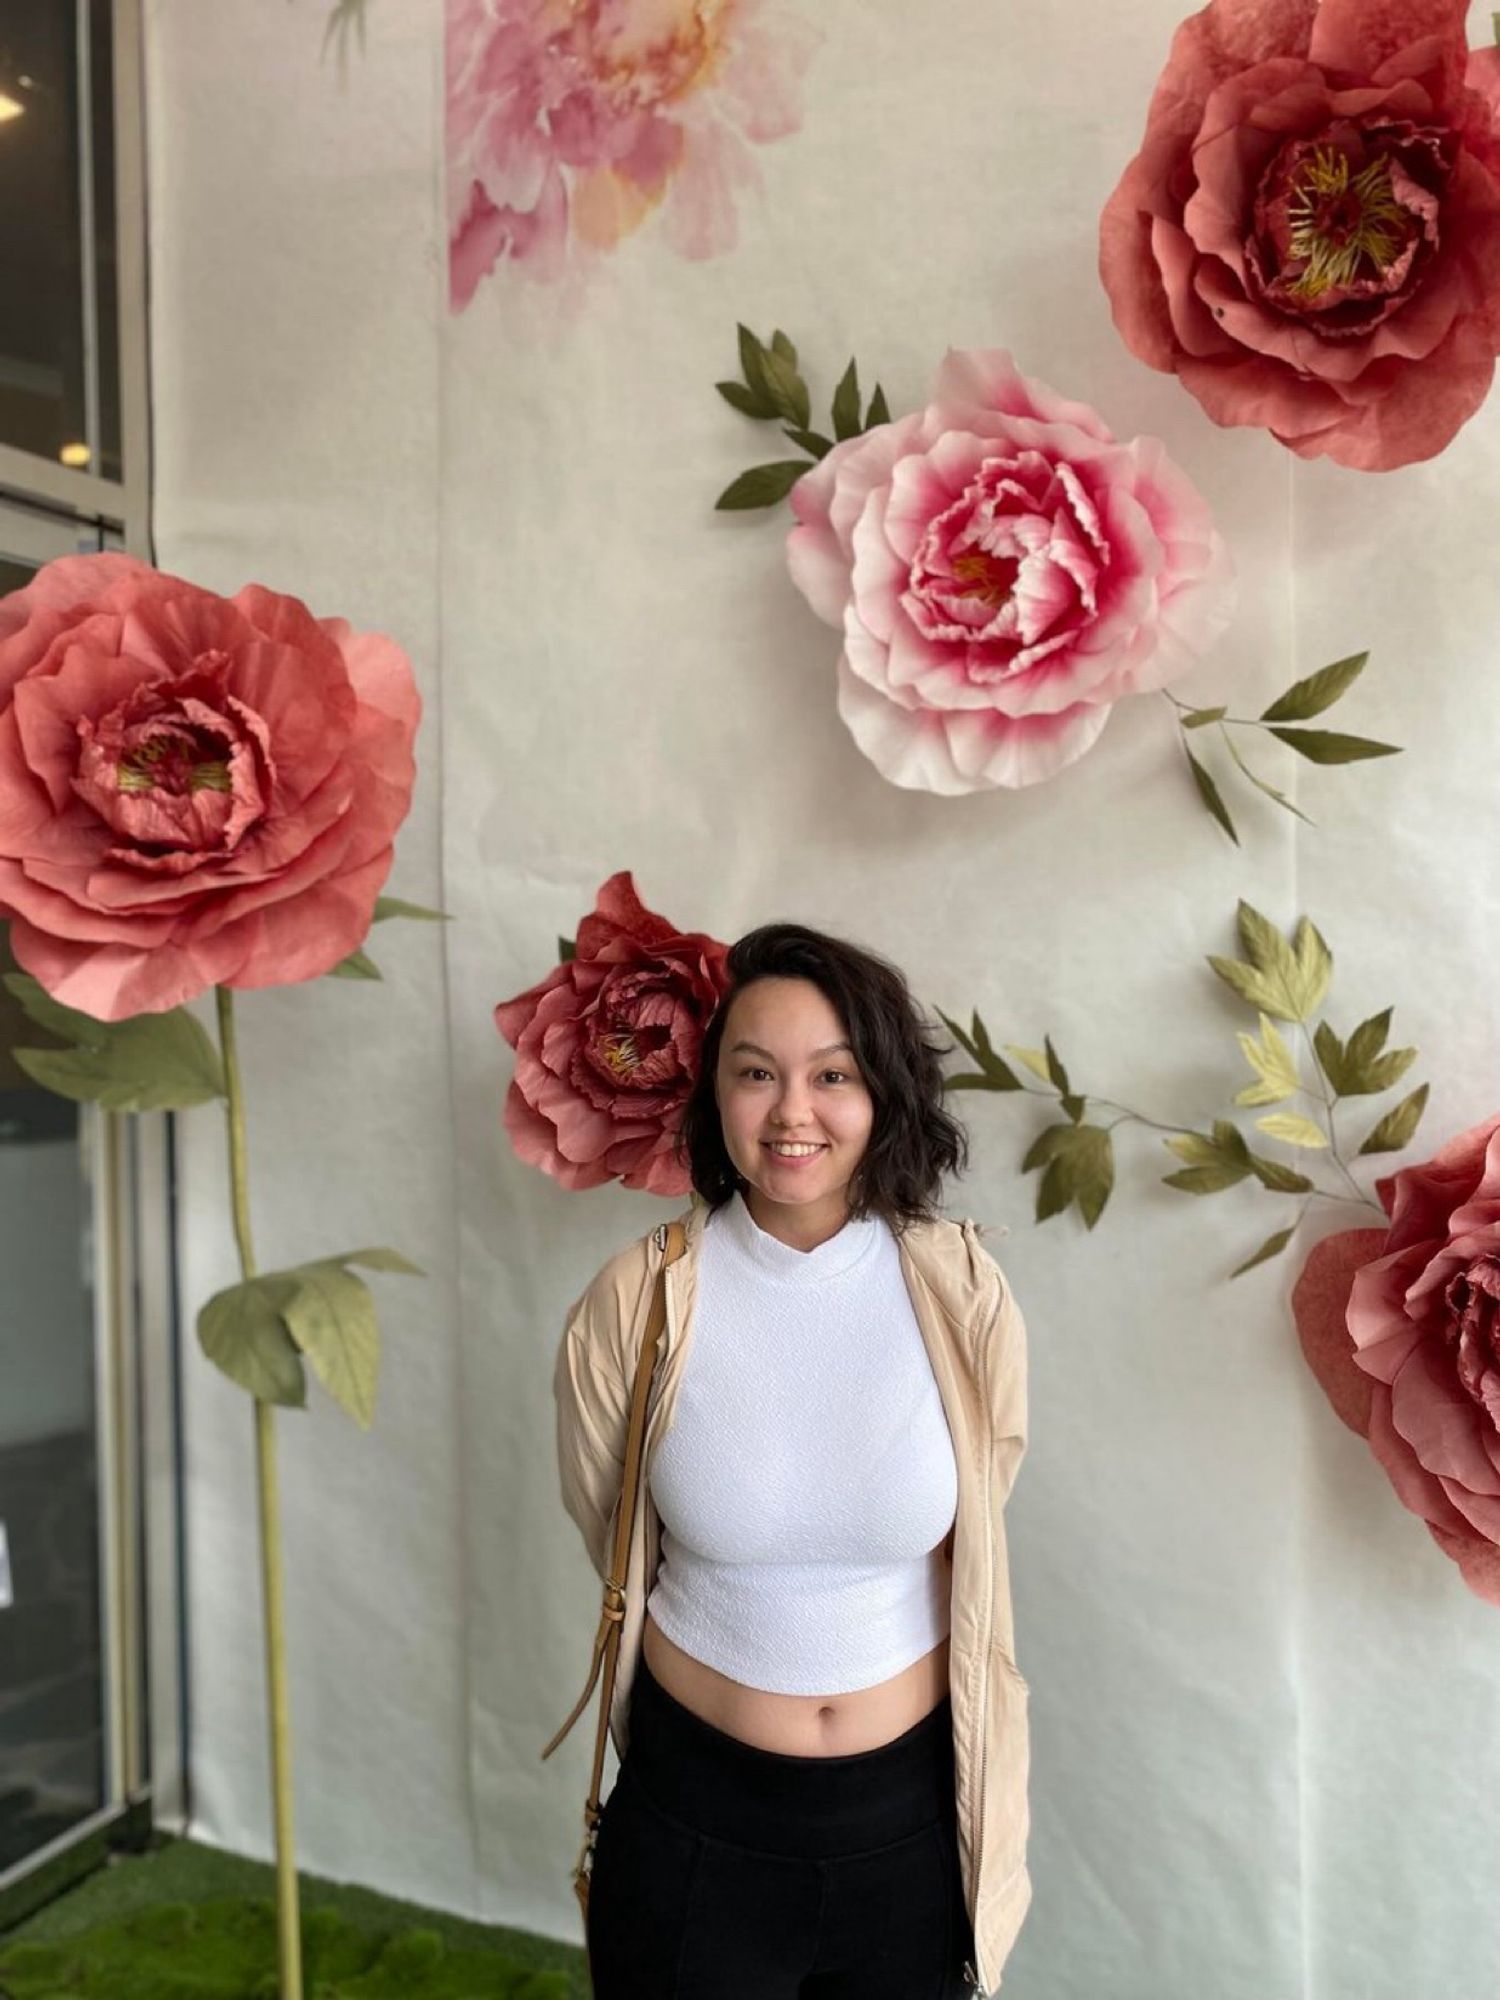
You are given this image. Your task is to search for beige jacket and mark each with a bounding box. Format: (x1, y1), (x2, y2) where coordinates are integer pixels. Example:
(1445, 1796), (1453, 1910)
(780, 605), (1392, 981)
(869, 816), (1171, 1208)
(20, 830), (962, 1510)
(550, 1192), (1031, 1996)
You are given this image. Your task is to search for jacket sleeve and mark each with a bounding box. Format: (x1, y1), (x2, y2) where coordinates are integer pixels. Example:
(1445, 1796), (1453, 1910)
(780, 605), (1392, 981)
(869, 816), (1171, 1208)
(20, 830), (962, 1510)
(551, 1250), (645, 1583)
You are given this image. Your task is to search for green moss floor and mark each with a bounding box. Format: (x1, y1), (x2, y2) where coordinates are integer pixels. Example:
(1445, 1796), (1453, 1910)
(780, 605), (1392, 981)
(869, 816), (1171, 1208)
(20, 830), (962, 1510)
(0, 1834), (590, 2000)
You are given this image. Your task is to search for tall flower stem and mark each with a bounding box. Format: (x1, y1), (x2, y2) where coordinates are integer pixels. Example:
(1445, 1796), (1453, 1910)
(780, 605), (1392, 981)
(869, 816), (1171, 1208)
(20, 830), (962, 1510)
(217, 985), (303, 2000)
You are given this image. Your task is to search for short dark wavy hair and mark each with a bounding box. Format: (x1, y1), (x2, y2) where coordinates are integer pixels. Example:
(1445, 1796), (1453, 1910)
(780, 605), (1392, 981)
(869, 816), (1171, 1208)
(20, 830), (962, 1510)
(674, 922), (969, 1230)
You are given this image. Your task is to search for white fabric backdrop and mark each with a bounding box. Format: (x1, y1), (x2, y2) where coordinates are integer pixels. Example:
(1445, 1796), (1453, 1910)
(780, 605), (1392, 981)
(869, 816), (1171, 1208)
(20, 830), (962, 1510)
(144, 2), (1500, 1994)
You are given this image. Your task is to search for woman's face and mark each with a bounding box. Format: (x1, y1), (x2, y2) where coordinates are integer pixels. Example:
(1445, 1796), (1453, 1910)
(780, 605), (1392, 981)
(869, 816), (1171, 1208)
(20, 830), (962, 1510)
(714, 976), (876, 1236)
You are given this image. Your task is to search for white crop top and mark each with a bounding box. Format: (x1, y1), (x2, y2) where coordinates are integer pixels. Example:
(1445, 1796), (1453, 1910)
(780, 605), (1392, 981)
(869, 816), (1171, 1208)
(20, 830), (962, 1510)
(644, 1190), (958, 1696)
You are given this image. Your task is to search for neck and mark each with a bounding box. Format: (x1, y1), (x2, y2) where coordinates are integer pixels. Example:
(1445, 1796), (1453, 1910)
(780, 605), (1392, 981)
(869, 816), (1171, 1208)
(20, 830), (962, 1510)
(742, 1185), (854, 1253)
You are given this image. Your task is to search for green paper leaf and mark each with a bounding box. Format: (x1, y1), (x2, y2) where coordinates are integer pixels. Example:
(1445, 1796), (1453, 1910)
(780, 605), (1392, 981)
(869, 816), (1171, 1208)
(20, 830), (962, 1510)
(1247, 1154), (1315, 1194)
(1043, 1036), (1071, 1095)
(1254, 1111), (1329, 1150)
(832, 359), (861, 441)
(1181, 706), (1228, 729)
(716, 461), (810, 510)
(372, 896), (450, 923)
(969, 1013), (1021, 1087)
(1035, 1154), (1075, 1221)
(1233, 1012), (1300, 1107)
(1185, 742), (1239, 844)
(1207, 955), (1296, 1023)
(197, 1276), (308, 1407)
(1004, 1045), (1054, 1086)
(945, 1070), (1003, 1091)
(327, 947), (382, 980)
(1259, 651), (1368, 723)
(865, 383), (891, 426)
(1267, 727), (1401, 764)
(1345, 1006), (1392, 1069)
(1070, 1126), (1114, 1228)
(4, 974), (226, 1111)
(1230, 1225), (1296, 1278)
(1333, 1007), (1416, 1095)
(1358, 1083), (1430, 1156)
(1163, 1131), (1221, 1167)
(936, 1007), (979, 1061)
(1163, 1162), (1251, 1194)
(717, 378), (776, 419)
(1061, 1093), (1086, 1124)
(758, 344), (811, 429)
(1210, 904), (1330, 1023)
(737, 323), (775, 407)
(782, 426), (834, 459)
(1211, 1118), (1252, 1163)
(1022, 1124), (1077, 1173)
(1291, 916), (1333, 1017)
(558, 935), (576, 963)
(1024, 1123), (1112, 1226)
(770, 329), (798, 367)
(1236, 902), (1289, 977)
(279, 1261), (381, 1431)
(1313, 1020), (1347, 1092)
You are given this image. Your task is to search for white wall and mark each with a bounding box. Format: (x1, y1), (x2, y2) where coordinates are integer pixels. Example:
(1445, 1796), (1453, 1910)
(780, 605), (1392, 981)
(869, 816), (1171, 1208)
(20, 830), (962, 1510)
(144, 3), (1500, 1994)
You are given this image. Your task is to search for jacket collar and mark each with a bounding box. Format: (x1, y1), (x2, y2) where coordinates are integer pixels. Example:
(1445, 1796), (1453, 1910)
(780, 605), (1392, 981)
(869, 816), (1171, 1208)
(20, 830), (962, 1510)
(670, 1191), (995, 1343)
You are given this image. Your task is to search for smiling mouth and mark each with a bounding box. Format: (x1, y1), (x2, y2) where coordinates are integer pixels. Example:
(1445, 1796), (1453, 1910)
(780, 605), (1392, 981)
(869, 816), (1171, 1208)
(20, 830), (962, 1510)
(763, 1141), (827, 1157)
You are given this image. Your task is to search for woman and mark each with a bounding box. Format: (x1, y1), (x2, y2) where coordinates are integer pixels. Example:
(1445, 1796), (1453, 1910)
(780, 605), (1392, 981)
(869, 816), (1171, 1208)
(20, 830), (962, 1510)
(550, 922), (1031, 1998)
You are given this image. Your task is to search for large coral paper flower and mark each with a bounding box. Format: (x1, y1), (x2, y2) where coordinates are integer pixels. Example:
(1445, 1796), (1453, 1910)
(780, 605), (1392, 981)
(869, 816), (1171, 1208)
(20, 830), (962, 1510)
(1100, 0), (1500, 469)
(1294, 1112), (1500, 1607)
(0, 554), (420, 1022)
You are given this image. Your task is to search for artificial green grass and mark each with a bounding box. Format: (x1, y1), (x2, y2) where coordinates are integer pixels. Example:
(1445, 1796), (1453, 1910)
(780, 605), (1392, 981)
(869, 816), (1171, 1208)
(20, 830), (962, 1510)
(0, 1835), (590, 2000)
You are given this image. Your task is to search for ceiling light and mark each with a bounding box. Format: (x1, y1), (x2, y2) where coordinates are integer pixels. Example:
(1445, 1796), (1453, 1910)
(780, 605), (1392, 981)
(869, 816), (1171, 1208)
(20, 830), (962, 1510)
(0, 92), (23, 123)
(59, 442), (92, 468)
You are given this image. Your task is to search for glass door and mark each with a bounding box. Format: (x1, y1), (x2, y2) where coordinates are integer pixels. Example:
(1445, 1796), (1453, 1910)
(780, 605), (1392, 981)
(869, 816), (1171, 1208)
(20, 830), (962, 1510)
(0, 498), (147, 1897)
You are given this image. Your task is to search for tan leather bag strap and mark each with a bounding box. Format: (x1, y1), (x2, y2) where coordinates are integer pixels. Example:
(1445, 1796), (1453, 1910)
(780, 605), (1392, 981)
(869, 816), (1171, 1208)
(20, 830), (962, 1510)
(540, 1219), (688, 1889)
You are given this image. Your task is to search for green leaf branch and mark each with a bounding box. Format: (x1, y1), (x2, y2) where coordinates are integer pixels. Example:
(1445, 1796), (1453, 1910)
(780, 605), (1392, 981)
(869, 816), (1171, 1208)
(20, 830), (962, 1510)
(1169, 651), (1401, 845)
(715, 324), (891, 511)
(937, 899), (1422, 1280)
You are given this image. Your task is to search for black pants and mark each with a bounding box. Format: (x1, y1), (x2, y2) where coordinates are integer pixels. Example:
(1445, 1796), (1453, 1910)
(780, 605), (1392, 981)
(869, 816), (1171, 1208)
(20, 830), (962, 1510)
(586, 1651), (976, 1999)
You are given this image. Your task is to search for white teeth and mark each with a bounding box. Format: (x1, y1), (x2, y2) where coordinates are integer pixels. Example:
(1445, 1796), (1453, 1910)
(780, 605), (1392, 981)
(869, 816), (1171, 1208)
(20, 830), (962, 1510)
(767, 1142), (823, 1156)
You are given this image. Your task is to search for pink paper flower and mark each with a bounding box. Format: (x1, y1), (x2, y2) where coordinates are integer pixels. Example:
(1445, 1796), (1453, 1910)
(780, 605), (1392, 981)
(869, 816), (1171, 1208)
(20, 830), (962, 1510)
(784, 349), (1234, 793)
(0, 554), (420, 1022)
(494, 870), (730, 1194)
(446, 0), (817, 309)
(1293, 1113), (1500, 1606)
(1100, 0), (1500, 470)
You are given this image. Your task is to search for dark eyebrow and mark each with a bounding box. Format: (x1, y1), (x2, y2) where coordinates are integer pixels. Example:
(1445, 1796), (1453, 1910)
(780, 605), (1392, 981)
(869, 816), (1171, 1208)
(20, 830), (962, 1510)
(729, 1041), (854, 1061)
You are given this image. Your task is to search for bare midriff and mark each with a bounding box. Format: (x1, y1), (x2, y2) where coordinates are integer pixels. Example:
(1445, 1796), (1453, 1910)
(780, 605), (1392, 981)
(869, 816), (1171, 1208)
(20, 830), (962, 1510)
(642, 1587), (952, 1759)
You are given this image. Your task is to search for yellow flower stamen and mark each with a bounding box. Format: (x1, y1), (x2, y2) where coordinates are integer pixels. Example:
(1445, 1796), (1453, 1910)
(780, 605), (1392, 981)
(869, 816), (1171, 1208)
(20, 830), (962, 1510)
(1286, 146), (1406, 301)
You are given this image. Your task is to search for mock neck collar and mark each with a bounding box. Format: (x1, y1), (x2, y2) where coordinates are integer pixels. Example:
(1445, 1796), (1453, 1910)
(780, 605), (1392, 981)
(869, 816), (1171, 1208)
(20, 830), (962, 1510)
(713, 1188), (882, 1283)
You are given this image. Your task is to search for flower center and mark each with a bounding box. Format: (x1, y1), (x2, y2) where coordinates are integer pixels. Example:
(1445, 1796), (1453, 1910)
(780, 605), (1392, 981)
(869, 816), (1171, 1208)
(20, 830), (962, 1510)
(1284, 146), (1406, 302)
(118, 728), (232, 797)
(599, 1030), (644, 1077)
(949, 549), (1020, 610)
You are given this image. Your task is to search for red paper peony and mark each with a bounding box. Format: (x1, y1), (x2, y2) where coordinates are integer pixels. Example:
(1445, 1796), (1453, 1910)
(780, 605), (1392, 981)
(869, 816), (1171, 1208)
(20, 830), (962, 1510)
(494, 871), (731, 1194)
(1293, 1112), (1500, 1605)
(1100, 0), (1500, 469)
(0, 554), (421, 1021)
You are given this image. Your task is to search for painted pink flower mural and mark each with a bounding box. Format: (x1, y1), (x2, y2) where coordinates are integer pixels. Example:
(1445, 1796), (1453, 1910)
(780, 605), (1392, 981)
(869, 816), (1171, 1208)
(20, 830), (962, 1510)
(446, 0), (817, 308)
(784, 349), (1235, 793)
(1100, 0), (1500, 470)
(1293, 1112), (1500, 1607)
(494, 870), (731, 1193)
